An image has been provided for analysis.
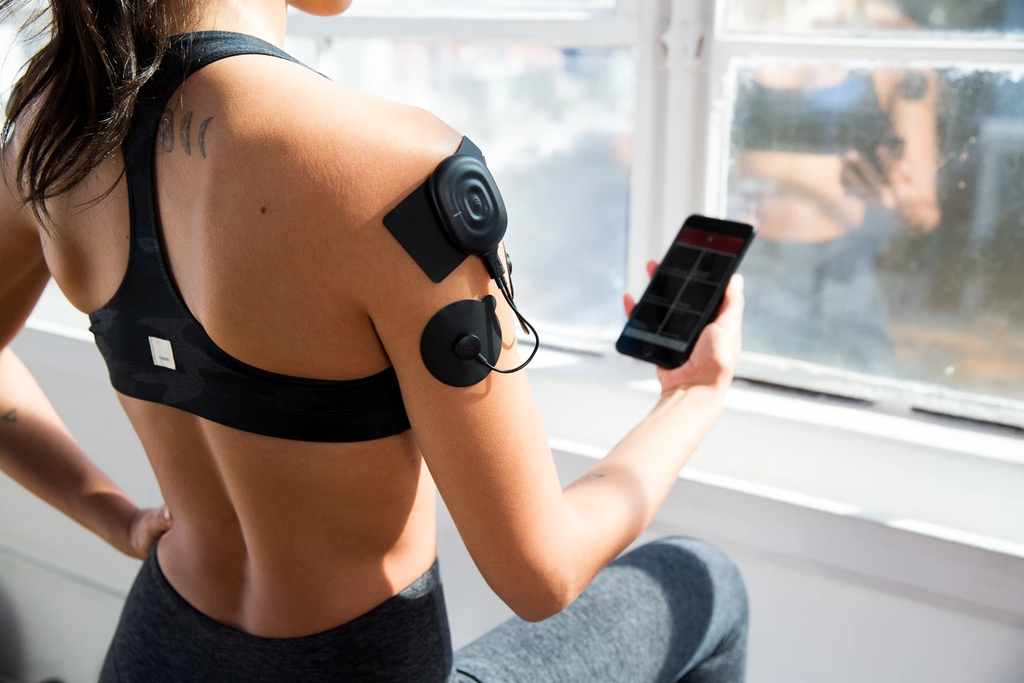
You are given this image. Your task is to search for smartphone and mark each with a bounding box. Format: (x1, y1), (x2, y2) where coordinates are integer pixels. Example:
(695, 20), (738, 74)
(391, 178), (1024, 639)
(616, 215), (756, 368)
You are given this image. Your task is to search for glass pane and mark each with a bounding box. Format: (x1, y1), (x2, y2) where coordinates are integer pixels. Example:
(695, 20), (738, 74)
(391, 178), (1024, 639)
(351, 0), (617, 17)
(725, 61), (1024, 404)
(310, 39), (635, 337)
(724, 0), (1024, 36)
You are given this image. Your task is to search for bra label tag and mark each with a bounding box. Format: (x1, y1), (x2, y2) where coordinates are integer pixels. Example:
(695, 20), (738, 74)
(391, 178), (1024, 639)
(148, 337), (177, 370)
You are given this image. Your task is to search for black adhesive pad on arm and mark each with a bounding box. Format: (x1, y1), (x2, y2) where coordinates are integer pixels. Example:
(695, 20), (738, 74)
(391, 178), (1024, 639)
(421, 296), (502, 387)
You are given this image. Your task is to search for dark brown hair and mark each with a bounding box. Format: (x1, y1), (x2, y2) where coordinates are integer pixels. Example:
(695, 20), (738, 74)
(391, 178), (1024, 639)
(1, 0), (195, 220)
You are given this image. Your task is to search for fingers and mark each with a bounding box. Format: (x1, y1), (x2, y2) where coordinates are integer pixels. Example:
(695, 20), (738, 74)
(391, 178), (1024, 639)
(852, 150), (888, 190)
(132, 506), (173, 558)
(145, 506), (173, 538)
(840, 159), (874, 201)
(842, 150), (888, 203)
(875, 144), (896, 174)
(718, 274), (745, 323)
(875, 145), (908, 208)
(624, 261), (659, 316)
(709, 274), (745, 341)
(875, 144), (910, 181)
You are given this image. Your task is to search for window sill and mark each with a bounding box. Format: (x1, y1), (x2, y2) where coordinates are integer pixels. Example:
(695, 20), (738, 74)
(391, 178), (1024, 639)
(527, 345), (1024, 623)
(526, 346), (1024, 549)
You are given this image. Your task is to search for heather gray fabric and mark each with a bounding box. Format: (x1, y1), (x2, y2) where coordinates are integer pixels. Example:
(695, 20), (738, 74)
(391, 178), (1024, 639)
(99, 536), (746, 682)
(453, 537), (749, 683)
(98, 546), (457, 683)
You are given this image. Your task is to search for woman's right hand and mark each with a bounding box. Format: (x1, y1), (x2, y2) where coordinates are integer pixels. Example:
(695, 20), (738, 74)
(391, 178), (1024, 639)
(623, 261), (745, 397)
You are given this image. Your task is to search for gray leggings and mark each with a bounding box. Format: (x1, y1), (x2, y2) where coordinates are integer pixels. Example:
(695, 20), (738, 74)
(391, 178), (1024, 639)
(100, 536), (746, 682)
(454, 537), (749, 683)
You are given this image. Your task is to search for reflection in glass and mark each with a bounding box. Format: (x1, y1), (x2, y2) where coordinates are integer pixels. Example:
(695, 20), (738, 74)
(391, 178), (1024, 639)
(727, 60), (1024, 402)
(725, 0), (1024, 36)
(319, 40), (636, 337)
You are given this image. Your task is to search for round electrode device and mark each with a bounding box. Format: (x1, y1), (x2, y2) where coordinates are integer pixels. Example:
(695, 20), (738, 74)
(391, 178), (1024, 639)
(429, 154), (507, 255)
(384, 137), (540, 385)
(420, 296), (503, 387)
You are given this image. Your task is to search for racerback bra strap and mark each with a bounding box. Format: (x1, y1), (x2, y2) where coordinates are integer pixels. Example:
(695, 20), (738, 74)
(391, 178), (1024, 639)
(89, 32), (411, 443)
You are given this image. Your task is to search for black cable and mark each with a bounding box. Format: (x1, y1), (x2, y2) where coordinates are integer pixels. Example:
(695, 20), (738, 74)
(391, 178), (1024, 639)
(476, 279), (540, 374)
(498, 277), (528, 334)
(504, 249), (515, 300)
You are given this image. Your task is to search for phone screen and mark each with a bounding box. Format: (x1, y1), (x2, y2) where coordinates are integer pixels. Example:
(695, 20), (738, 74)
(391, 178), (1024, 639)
(617, 216), (754, 367)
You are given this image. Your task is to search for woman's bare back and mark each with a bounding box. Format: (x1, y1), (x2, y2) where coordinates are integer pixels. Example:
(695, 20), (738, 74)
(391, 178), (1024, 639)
(38, 51), (463, 637)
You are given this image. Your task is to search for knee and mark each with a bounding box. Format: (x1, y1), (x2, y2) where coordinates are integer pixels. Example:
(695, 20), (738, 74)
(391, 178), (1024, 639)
(648, 536), (749, 628)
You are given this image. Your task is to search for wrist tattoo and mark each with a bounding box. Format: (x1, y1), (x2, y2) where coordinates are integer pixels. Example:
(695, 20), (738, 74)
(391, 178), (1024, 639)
(585, 473), (605, 480)
(2, 408), (16, 423)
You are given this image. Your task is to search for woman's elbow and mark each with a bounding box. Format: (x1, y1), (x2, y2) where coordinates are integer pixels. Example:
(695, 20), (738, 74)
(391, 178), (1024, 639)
(506, 583), (574, 623)
(494, 563), (578, 623)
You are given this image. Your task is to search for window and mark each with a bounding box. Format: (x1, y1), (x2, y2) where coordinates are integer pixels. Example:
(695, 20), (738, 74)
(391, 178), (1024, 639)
(5, 0), (1024, 426)
(283, 4), (645, 340)
(723, 0), (1024, 36)
(697, 0), (1024, 425)
(724, 62), (1024, 405)
(285, 37), (635, 337)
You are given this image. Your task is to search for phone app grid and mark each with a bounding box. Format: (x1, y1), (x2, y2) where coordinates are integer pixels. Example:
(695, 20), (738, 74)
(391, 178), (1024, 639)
(625, 230), (736, 352)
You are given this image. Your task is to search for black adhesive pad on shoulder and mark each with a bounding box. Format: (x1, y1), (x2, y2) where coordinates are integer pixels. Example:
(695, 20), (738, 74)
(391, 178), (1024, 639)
(383, 136), (498, 284)
(383, 180), (468, 283)
(421, 296), (502, 387)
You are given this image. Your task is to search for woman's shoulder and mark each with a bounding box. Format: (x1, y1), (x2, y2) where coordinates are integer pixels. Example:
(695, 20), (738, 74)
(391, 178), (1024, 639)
(200, 53), (463, 223)
(185, 53), (464, 301)
(210, 55), (458, 172)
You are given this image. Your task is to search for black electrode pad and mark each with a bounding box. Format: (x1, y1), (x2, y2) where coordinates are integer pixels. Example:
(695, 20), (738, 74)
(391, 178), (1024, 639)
(421, 295), (502, 387)
(383, 137), (503, 283)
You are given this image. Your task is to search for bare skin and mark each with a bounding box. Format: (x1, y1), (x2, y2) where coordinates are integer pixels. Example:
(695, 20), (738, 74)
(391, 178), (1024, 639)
(0, 0), (744, 640)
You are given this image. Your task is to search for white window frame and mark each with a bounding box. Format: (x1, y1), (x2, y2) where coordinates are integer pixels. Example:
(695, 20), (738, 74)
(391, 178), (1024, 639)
(289, 0), (1024, 427)
(286, 0), (664, 300)
(679, 0), (1024, 427)
(5, 0), (1018, 426)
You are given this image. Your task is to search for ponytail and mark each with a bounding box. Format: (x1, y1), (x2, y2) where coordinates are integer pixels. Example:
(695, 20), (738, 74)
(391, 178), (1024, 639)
(0, 0), (194, 221)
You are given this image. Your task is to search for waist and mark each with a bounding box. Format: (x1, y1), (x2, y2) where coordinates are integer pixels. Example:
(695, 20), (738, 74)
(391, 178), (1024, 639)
(154, 505), (440, 637)
(106, 544), (455, 682)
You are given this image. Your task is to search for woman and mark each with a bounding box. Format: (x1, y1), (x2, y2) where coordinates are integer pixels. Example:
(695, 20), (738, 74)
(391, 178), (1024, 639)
(730, 0), (941, 377)
(0, 0), (748, 680)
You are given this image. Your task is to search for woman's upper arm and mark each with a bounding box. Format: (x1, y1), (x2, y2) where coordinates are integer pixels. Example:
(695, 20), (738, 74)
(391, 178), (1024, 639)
(350, 126), (575, 618)
(887, 71), (939, 171)
(0, 166), (49, 350)
(876, 68), (941, 231)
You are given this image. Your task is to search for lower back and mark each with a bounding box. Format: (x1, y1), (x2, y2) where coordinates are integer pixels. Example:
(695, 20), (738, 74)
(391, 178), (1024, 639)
(120, 394), (439, 638)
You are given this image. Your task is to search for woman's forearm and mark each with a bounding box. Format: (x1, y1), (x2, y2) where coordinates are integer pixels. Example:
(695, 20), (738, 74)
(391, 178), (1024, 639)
(0, 346), (138, 555)
(560, 383), (727, 594)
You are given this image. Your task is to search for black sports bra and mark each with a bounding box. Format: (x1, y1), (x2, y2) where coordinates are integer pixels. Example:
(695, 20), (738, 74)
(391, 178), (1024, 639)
(732, 71), (889, 159)
(88, 31), (410, 443)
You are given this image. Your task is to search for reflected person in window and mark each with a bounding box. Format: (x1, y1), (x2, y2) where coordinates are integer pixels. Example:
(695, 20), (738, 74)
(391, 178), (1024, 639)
(729, 0), (941, 376)
(0, 0), (749, 680)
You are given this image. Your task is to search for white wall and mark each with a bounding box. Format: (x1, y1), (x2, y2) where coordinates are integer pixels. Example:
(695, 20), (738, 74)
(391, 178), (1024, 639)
(2, 328), (1023, 683)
